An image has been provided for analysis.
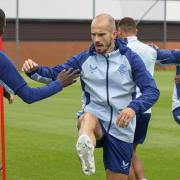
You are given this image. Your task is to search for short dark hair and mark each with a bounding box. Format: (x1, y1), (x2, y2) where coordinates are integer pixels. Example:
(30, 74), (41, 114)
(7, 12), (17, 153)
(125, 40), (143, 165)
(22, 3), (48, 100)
(118, 17), (136, 33)
(0, 8), (6, 36)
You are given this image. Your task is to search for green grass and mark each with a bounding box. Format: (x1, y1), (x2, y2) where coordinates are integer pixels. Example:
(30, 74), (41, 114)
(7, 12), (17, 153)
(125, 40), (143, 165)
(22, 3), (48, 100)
(1, 71), (180, 180)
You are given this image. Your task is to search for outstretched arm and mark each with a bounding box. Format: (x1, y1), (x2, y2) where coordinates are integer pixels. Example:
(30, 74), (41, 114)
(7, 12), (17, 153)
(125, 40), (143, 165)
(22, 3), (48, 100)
(22, 56), (80, 83)
(157, 49), (180, 64)
(148, 43), (180, 64)
(0, 52), (79, 104)
(17, 68), (79, 104)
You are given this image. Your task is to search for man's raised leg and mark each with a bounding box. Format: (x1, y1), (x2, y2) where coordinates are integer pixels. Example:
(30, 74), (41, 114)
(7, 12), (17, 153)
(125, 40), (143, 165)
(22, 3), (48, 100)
(76, 112), (103, 175)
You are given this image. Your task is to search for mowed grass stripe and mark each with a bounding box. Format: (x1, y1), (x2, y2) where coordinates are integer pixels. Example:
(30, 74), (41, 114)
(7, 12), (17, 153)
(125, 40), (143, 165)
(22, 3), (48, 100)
(1, 71), (180, 179)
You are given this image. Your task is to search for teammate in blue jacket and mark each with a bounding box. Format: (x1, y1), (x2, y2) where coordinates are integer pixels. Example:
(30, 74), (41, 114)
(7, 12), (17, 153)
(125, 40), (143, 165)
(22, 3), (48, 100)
(22, 13), (160, 180)
(117, 17), (180, 180)
(0, 8), (79, 104)
(172, 72), (180, 125)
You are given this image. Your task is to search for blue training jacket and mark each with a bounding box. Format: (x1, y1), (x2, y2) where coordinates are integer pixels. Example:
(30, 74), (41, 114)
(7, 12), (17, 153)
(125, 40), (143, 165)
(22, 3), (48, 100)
(27, 39), (160, 143)
(0, 51), (63, 104)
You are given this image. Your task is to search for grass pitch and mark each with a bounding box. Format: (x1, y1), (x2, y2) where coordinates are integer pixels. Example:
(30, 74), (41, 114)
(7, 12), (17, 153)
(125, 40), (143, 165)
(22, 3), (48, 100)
(1, 70), (180, 180)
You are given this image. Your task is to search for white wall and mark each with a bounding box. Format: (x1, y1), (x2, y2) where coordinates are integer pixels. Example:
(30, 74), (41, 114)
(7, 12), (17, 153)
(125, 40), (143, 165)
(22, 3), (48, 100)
(0, 0), (179, 21)
(167, 1), (180, 21)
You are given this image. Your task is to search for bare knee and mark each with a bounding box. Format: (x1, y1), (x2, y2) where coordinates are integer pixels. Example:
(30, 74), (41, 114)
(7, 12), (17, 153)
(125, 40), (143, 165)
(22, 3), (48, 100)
(80, 112), (97, 121)
(79, 112), (97, 128)
(78, 112), (102, 139)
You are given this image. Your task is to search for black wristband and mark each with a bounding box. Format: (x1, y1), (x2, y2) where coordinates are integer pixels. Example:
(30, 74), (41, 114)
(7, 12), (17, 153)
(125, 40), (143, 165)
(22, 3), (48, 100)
(3, 88), (10, 99)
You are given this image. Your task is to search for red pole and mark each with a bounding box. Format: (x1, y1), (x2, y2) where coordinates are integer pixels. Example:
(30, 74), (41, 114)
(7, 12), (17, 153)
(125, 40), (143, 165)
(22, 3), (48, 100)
(0, 36), (2, 50)
(0, 87), (6, 180)
(0, 35), (6, 180)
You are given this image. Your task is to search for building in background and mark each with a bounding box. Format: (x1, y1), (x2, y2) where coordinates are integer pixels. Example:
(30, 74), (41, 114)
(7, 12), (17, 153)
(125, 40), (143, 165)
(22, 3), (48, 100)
(0, 0), (180, 68)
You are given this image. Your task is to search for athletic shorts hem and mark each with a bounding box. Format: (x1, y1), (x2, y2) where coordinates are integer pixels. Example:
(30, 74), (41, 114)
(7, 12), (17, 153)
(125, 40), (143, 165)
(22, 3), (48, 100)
(105, 167), (129, 175)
